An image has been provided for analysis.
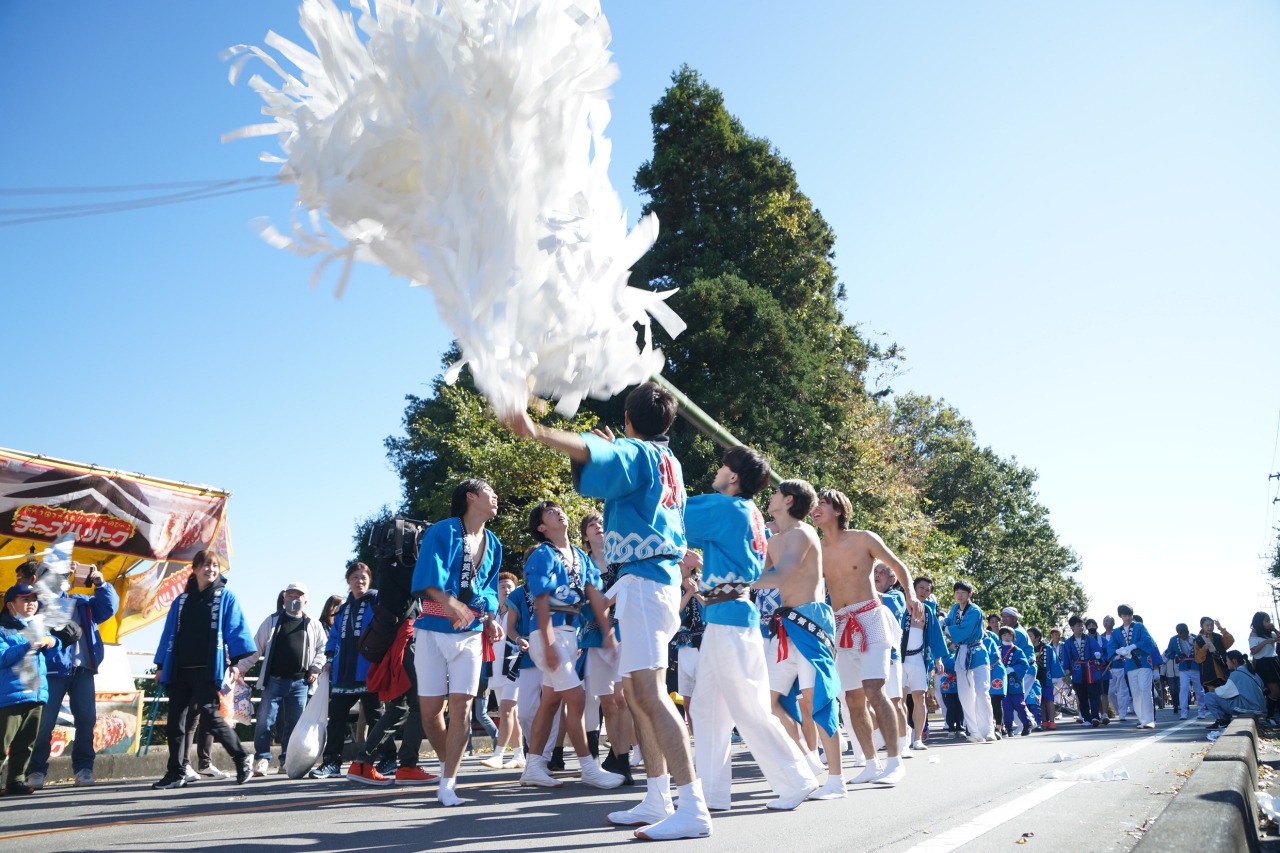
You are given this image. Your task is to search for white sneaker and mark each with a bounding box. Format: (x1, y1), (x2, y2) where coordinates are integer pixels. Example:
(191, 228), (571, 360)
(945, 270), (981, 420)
(25, 772), (46, 790)
(74, 769), (94, 787)
(911, 739), (927, 750)
(634, 809), (712, 841)
(608, 800), (674, 826)
(183, 765), (200, 783)
(519, 755), (563, 788)
(579, 757), (624, 789)
(253, 758), (270, 777)
(197, 763), (230, 779)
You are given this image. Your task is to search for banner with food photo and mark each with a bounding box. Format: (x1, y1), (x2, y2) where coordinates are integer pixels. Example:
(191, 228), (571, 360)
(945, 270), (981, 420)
(44, 691), (144, 759)
(0, 447), (233, 640)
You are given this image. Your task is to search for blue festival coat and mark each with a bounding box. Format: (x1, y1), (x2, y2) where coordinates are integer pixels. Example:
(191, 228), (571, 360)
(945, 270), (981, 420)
(776, 601), (841, 737)
(684, 493), (768, 628)
(411, 517), (502, 633)
(944, 602), (990, 668)
(574, 434), (686, 587)
(1000, 642), (1031, 695)
(1108, 622), (1161, 672)
(154, 578), (255, 687)
(1061, 633), (1108, 684)
(43, 584), (119, 677)
(1164, 635), (1199, 673)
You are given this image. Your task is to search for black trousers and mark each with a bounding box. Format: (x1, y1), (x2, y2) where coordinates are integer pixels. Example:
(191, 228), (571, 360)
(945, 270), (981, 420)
(357, 648), (421, 768)
(1073, 681), (1102, 722)
(166, 669), (246, 774)
(324, 692), (384, 764)
(942, 693), (964, 730)
(990, 695), (1004, 728)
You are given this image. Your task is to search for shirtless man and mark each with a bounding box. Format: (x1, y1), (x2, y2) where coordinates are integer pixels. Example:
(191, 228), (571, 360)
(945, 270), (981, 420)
(755, 480), (846, 800)
(811, 489), (922, 786)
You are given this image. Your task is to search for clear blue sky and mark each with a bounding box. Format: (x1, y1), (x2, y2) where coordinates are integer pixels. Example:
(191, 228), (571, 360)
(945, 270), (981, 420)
(3, 1), (1278, 658)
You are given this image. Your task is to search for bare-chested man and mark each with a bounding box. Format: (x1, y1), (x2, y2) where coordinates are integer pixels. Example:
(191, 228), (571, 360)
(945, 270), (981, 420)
(755, 480), (846, 801)
(811, 489), (922, 787)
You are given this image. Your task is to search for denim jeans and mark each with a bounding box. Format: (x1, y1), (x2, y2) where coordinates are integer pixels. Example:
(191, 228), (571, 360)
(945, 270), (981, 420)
(28, 670), (98, 775)
(254, 676), (309, 762)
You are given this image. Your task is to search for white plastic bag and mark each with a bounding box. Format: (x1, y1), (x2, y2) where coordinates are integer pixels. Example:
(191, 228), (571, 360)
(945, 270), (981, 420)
(285, 671), (329, 778)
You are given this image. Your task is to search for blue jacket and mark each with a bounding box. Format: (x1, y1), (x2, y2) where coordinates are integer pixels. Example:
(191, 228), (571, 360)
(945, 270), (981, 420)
(326, 591), (379, 688)
(154, 578), (255, 686)
(939, 654), (958, 694)
(1164, 635), (1199, 672)
(987, 634), (1006, 695)
(1033, 642), (1064, 681)
(575, 434), (686, 587)
(906, 599), (950, 672)
(944, 603), (989, 668)
(1061, 633), (1107, 684)
(411, 517), (502, 633)
(1000, 643), (1031, 695)
(685, 493), (768, 628)
(882, 589), (908, 662)
(0, 612), (64, 707)
(1107, 622), (1161, 672)
(43, 583), (119, 677)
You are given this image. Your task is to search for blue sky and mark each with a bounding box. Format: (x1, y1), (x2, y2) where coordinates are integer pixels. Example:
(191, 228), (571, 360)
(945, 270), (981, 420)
(3, 1), (1278, 658)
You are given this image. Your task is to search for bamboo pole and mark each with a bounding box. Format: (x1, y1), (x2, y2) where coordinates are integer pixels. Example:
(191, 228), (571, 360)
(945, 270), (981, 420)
(649, 374), (784, 485)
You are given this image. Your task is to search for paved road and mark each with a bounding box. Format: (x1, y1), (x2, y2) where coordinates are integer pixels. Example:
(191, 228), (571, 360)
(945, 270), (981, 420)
(2, 709), (1211, 852)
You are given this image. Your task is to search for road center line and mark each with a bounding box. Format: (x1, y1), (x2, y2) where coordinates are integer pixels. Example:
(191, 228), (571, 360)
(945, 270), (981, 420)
(903, 719), (1196, 853)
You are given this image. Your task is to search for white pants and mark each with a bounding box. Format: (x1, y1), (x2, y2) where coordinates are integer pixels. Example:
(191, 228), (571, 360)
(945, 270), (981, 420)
(691, 624), (818, 810)
(1108, 668), (1132, 717)
(1126, 667), (1155, 726)
(1179, 669), (1206, 717)
(1023, 670), (1037, 697)
(955, 655), (994, 738)
(516, 667), (558, 760)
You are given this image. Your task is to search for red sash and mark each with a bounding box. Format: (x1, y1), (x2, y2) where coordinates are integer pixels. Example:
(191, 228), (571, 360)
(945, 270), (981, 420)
(419, 599), (495, 662)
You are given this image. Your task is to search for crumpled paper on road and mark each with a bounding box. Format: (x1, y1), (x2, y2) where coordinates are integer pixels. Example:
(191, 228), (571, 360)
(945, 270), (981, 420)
(1043, 768), (1129, 782)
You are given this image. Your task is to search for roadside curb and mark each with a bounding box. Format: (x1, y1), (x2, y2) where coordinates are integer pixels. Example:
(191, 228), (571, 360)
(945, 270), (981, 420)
(1133, 718), (1261, 853)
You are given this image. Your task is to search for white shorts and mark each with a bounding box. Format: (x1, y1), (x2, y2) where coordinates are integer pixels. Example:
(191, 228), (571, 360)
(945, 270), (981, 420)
(493, 676), (519, 704)
(767, 638), (817, 694)
(613, 574), (681, 675)
(904, 655), (929, 694)
(677, 646), (701, 696)
(415, 628), (483, 698)
(527, 626), (583, 693)
(836, 641), (892, 690)
(584, 645), (622, 699)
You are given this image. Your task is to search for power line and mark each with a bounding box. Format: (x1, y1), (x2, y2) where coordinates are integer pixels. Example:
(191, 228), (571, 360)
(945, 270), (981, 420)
(0, 177), (278, 196)
(0, 182), (280, 228)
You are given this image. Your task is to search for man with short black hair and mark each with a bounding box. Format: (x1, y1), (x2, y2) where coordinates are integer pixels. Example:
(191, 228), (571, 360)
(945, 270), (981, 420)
(1108, 604), (1160, 729)
(943, 581), (995, 742)
(1165, 623), (1205, 720)
(1061, 616), (1106, 726)
(684, 447), (819, 812)
(505, 382), (711, 840)
(1101, 614), (1132, 721)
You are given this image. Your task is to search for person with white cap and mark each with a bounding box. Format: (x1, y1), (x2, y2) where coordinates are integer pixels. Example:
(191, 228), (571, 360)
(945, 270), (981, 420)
(236, 581), (327, 775)
(1000, 607), (1037, 697)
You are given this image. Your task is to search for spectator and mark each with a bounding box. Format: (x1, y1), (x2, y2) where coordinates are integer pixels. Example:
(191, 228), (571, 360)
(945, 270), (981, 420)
(237, 583), (326, 776)
(311, 562), (389, 779)
(319, 595), (344, 634)
(24, 560), (119, 789)
(1194, 617), (1233, 692)
(151, 551), (255, 789)
(1247, 612), (1280, 718)
(1, 583), (78, 796)
(1201, 650), (1266, 729)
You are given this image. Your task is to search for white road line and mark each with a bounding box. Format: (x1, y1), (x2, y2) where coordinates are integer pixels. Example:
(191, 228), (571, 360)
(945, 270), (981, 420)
(903, 720), (1196, 853)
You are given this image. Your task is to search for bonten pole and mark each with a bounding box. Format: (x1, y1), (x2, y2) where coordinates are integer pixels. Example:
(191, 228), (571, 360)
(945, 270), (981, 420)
(649, 374), (784, 485)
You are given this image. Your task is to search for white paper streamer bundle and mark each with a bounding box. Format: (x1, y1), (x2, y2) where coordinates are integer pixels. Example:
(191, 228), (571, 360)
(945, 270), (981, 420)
(224, 0), (684, 415)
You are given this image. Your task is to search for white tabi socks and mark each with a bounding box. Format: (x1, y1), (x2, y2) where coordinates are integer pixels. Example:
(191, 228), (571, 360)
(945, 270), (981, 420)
(807, 769), (846, 801)
(848, 759), (883, 785)
(437, 776), (464, 807)
(873, 755), (906, 786)
(608, 773), (674, 826)
(635, 779), (712, 841)
(805, 750), (824, 774)
(899, 735), (912, 758)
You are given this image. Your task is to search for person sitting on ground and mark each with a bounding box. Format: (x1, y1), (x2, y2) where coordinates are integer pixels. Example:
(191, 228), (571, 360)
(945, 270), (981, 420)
(1200, 650), (1266, 729)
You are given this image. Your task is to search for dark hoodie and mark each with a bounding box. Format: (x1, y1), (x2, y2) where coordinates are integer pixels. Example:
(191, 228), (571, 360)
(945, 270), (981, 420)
(173, 576), (225, 672)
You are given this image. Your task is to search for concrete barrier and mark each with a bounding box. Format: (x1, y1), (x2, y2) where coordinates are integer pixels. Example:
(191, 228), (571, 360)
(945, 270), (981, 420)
(1134, 751), (1259, 853)
(1205, 726), (1258, 789)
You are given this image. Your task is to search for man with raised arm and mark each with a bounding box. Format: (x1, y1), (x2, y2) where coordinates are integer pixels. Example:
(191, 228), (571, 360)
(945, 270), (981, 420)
(756, 479), (845, 800)
(505, 382), (712, 841)
(810, 489), (922, 786)
(683, 447), (820, 812)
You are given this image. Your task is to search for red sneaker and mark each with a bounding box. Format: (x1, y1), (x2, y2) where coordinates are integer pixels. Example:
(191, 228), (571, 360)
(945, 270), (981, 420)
(394, 766), (439, 785)
(345, 761), (393, 787)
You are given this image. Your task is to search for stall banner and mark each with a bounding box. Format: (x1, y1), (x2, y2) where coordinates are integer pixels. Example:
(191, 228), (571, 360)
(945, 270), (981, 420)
(0, 452), (228, 562)
(45, 691), (144, 759)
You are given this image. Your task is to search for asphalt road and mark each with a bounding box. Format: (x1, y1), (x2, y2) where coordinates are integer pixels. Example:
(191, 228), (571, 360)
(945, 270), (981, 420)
(1, 709), (1212, 853)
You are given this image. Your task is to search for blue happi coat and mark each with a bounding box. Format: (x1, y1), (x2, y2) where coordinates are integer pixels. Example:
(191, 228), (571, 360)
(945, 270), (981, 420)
(776, 601), (841, 737)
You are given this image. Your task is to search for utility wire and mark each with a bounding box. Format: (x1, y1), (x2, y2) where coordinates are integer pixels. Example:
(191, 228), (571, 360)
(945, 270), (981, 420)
(0, 177), (278, 196)
(0, 182), (280, 228)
